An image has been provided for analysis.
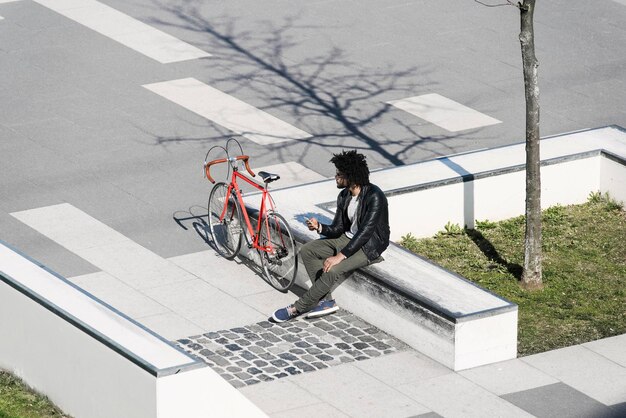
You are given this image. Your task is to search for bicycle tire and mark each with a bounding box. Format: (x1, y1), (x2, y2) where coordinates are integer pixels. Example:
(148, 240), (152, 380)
(208, 182), (242, 259)
(259, 212), (298, 292)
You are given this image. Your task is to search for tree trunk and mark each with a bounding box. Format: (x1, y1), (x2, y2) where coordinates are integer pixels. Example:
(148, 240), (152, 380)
(519, 0), (543, 290)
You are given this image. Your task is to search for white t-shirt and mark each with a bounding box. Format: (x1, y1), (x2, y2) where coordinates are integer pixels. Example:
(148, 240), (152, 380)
(345, 196), (359, 239)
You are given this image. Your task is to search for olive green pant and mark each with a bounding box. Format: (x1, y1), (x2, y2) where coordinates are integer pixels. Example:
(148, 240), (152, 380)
(294, 234), (370, 313)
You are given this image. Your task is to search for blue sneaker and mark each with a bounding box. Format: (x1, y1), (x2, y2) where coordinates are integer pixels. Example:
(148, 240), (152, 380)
(272, 304), (299, 323)
(306, 300), (338, 319)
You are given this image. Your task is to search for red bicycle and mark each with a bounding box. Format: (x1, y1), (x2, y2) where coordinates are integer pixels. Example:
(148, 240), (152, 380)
(204, 140), (298, 292)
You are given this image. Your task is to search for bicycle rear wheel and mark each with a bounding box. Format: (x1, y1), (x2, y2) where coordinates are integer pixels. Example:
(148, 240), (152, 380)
(259, 212), (298, 292)
(208, 182), (242, 259)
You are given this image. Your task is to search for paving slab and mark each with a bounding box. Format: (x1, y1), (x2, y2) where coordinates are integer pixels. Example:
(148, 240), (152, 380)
(354, 351), (451, 388)
(142, 279), (266, 330)
(239, 378), (321, 414)
(134, 310), (204, 341)
(271, 402), (350, 418)
(240, 289), (299, 316)
(67, 271), (169, 318)
(458, 358), (559, 396)
(502, 382), (622, 418)
(167, 250), (276, 297)
(289, 363), (430, 418)
(521, 345), (626, 406)
(582, 334), (626, 368)
(397, 373), (534, 418)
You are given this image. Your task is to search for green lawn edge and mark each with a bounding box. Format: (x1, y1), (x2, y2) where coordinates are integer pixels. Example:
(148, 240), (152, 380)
(400, 193), (626, 356)
(0, 371), (68, 418)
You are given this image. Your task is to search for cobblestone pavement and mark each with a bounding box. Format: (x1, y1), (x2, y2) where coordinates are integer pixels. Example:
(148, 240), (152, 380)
(176, 309), (407, 388)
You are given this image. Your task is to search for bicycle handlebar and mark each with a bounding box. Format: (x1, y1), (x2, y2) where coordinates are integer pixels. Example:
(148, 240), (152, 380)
(204, 155), (255, 183)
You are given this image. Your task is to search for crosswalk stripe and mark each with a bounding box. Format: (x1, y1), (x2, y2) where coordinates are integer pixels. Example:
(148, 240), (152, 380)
(387, 93), (502, 132)
(143, 78), (312, 145)
(32, 0), (210, 63)
(10, 203), (196, 290)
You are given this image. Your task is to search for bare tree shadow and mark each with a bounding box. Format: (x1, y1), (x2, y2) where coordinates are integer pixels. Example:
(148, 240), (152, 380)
(143, 1), (461, 167)
(465, 228), (523, 280)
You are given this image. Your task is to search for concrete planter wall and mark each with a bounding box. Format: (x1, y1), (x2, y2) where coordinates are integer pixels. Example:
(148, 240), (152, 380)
(386, 150), (624, 241)
(0, 242), (267, 418)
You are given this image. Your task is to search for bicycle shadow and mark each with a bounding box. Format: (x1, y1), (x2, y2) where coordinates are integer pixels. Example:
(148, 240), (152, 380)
(172, 206), (305, 295)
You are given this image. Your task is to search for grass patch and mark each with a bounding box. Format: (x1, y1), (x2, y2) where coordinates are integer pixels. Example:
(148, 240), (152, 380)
(0, 371), (68, 418)
(400, 192), (626, 356)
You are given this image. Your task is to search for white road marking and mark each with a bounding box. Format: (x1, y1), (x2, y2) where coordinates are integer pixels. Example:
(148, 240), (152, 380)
(32, 0), (210, 63)
(11, 203), (195, 290)
(143, 78), (312, 145)
(387, 93), (501, 132)
(0, 0), (21, 3)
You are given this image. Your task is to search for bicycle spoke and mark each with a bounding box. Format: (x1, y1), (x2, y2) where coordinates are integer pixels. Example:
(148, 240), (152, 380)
(259, 212), (298, 292)
(208, 182), (242, 259)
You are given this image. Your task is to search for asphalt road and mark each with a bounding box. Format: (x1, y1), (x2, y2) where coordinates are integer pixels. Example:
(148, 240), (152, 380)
(1, 0), (625, 277)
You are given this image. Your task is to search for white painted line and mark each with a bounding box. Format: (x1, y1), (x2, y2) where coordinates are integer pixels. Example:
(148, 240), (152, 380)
(387, 93), (502, 132)
(143, 78), (312, 145)
(612, 0), (626, 6)
(0, 0), (21, 3)
(0, 16), (4, 20)
(253, 161), (326, 188)
(33, 0), (210, 63)
(11, 203), (195, 290)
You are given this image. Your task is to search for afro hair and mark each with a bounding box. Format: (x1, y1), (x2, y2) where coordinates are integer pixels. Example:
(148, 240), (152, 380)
(330, 150), (370, 186)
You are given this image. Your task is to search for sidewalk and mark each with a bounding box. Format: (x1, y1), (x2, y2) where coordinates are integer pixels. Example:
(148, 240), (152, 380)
(65, 244), (626, 417)
(9, 232), (626, 417)
(70, 250), (626, 418)
(164, 295), (626, 418)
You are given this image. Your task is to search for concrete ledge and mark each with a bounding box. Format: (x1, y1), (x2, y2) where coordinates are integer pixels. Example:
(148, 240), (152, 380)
(0, 240), (267, 418)
(246, 125), (626, 371)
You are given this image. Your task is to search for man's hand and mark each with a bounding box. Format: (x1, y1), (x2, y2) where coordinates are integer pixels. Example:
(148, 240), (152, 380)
(305, 217), (320, 231)
(323, 253), (346, 273)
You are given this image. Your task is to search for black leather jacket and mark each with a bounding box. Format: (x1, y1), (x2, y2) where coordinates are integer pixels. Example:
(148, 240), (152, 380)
(320, 184), (390, 261)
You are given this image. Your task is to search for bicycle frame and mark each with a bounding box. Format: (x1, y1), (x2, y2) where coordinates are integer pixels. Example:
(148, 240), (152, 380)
(224, 169), (276, 253)
(205, 155), (278, 254)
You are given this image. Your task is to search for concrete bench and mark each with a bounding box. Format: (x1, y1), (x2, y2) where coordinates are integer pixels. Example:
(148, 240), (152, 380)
(272, 204), (518, 372)
(0, 240), (266, 418)
(244, 180), (518, 372)
(249, 125), (626, 371)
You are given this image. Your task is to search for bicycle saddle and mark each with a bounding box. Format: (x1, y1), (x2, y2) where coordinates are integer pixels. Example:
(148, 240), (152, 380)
(258, 171), (280, 183)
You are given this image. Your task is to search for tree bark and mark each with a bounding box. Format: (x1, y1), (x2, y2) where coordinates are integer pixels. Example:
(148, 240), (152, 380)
(519, 0), (543, 290)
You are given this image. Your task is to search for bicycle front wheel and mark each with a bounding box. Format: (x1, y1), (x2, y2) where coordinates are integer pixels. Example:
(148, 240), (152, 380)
(259, 212), (298, 292)
(208, 182), (242, 259)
